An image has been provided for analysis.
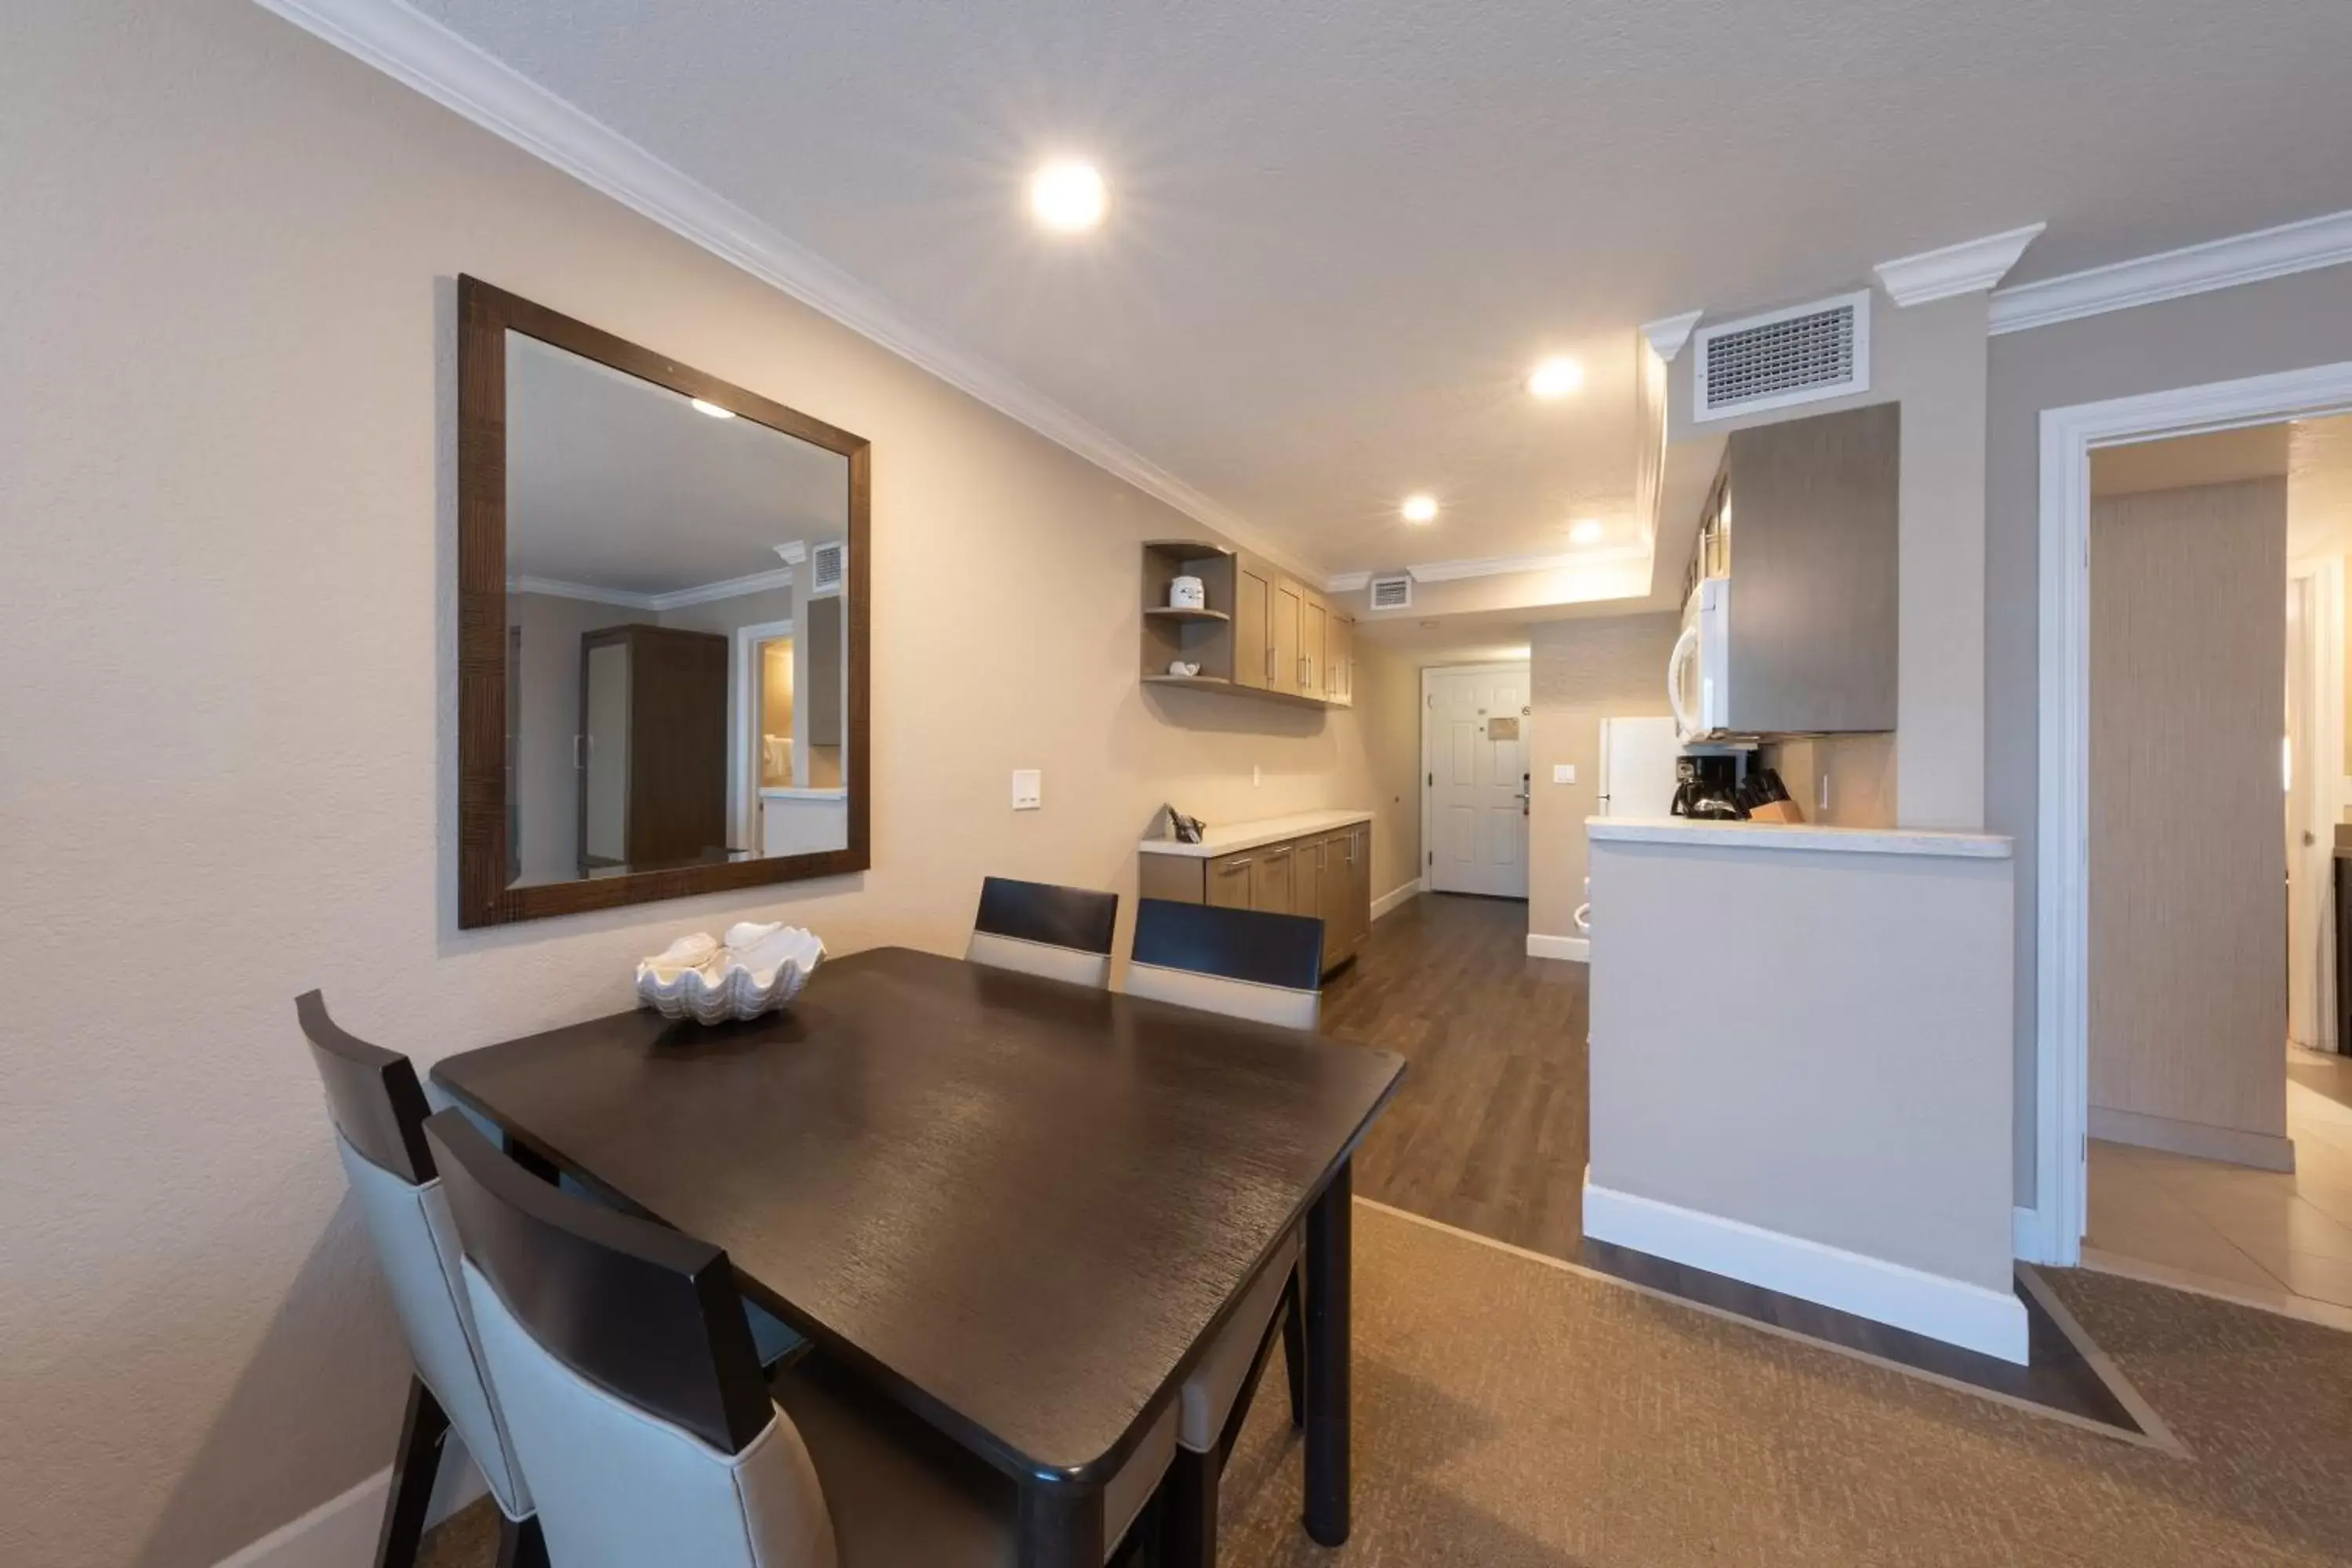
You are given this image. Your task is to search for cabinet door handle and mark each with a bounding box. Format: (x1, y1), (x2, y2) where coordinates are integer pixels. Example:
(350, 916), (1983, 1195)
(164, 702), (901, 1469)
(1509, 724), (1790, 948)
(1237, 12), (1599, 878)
(1265, 846), (1291, 859)
(1298, 656), (1310, 688)
(1265, 647), (1275, 680)
(1219, 858), (1252, 872)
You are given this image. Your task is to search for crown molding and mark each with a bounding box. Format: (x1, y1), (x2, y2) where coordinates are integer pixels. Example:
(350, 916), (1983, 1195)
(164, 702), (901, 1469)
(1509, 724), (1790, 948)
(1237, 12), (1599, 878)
(772, 541), (808, 565)
(509, 565), (793, 611)
(1873, 223), (2045, 307)
(251, 0), (1315, 572)
(1989, 208), (2352, 335)
(1639, 310), (1704, 363)
(1328, 545), (1649, 594)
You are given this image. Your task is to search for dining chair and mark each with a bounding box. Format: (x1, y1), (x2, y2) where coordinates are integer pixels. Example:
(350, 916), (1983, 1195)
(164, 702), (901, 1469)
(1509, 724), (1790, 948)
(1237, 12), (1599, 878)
(1123, 896), (1323, 1029)
(420, 1106), (1177, 1567)
(295, 992), (544, 1568)
(966, 875), (1120, 989)
(1123, 899), (1319, 1567)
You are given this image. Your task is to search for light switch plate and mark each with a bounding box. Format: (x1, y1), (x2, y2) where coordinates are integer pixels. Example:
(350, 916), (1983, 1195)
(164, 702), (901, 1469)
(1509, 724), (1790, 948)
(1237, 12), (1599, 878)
(1552, 764), (1576, 784)
(1011, 769), (1042, 811)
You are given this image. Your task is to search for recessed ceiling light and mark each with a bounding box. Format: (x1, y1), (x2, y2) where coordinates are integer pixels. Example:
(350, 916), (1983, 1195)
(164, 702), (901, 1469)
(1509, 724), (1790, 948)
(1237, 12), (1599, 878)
(690, 398), (736, 419)
(1029, 159), (1108, 233)
(1401, 494), (1439, 524)
(1527, 356), (1584, 400)
(1568, 518), (1606, 546)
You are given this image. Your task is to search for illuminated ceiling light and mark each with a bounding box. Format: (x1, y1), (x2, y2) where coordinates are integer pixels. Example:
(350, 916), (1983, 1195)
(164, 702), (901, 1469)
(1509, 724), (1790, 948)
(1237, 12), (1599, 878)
(1401, 494), (1439, 524)
(1526, 355), (1585, 400)
(1029, 159), (1108, 233)
(690, 398), (736, 419)
(1567, 518), (1606, 546)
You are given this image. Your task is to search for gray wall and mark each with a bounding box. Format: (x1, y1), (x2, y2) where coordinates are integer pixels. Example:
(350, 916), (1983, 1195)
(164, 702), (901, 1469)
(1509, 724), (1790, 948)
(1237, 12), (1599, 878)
(1985, 262), (2352, 1201)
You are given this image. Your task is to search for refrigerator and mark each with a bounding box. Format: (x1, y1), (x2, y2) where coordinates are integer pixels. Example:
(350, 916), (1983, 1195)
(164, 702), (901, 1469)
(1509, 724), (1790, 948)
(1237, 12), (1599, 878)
(1597, 716), (1682, 818)
(1581, 717), (1682, 939)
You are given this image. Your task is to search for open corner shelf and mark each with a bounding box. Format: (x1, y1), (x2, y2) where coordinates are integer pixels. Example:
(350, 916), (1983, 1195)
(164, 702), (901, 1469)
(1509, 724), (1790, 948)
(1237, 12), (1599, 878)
(1144, 606), (1231, 623)
(1141, 673), (1233, 688)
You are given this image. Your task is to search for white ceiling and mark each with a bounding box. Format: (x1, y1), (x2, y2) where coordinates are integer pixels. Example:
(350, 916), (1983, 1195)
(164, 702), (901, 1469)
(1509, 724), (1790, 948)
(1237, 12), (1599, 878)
(506, 332), (848, 594)
(2090, 412), (2352, 560)
(411, 0), (2352, 582)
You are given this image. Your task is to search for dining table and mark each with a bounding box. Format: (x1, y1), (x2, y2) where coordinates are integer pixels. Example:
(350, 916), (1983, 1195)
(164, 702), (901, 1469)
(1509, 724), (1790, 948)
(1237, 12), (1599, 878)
(430, 945), (1406, 1567)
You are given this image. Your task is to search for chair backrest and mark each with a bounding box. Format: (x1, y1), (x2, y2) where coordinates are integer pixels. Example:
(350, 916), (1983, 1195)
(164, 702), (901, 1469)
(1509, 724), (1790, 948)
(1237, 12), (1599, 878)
(295, 993), (532, 1519)
(423, 1109), (837, 1568)
(1123, 898), (1323, 1030)
(965, 876), (1119, 989)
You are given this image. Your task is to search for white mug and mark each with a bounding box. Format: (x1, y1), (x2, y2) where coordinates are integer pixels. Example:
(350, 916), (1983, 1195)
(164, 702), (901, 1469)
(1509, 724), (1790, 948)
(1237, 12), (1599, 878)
(1168, 575), (1206, 610)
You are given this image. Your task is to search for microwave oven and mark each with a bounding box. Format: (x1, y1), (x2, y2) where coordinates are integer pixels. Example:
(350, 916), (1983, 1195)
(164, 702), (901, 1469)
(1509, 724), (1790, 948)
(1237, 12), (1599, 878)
(1668, 576), (1730, 742)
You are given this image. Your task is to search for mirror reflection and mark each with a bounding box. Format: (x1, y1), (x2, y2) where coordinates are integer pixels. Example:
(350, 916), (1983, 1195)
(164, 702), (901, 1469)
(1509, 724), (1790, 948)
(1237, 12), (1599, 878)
(502, 331), (851, 888)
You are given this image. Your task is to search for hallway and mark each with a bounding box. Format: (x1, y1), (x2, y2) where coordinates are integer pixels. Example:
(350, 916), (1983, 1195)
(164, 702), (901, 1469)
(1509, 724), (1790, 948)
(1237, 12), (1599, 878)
(1324, 891), (1590, 1261)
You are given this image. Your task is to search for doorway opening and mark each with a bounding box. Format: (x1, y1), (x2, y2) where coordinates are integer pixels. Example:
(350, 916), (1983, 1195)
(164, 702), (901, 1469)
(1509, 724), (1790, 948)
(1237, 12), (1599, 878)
(1419, 662), (1531, 899)
(2071, 407), (2352, 1319)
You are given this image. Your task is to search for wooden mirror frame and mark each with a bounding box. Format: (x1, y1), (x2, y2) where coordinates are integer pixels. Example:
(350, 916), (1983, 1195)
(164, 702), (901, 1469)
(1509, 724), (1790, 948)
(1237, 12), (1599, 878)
(456, 275), (871, 927)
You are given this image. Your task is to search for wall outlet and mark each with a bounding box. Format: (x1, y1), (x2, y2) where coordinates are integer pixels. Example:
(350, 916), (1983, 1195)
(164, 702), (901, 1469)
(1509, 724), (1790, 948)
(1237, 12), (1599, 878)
(1552, 764), (1576, 785)
(1817, 771), (1831, 813)
(1012, 769), (1042, 811)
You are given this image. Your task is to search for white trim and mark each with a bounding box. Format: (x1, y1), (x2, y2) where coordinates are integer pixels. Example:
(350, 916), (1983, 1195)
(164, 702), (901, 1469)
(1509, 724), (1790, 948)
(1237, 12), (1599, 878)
(212, 1457), (487, 1568)
(1581, 1181), (2030, 1363)
(1991, 207), (2352, 335)
(1873, 223), (2045, 306)
(648, 566), (793, 611)
(1639, 309), (1704, 363)
(772, 541), (808, 566)
(248, 0), (1315, 577)
(2087, 1106), (2295, 1173)
(1526, 932), (1588, 962)
(509, 567), (792, 612)
(1692, 289), (1871, 423)
(2031, 358), (2352, 1269)
(1370, 880), (1421, 920)
(1325, 546), (1646, 597)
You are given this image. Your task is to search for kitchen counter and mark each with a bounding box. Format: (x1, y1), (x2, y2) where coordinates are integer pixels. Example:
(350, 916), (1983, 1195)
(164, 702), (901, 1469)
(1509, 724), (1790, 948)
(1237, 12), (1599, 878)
(1588, 815), (2012, 859)
(1138, 808), (1374, 858)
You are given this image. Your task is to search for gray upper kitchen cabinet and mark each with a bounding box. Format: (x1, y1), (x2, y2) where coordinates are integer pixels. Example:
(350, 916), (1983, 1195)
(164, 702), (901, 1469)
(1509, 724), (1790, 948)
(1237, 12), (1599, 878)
(1715, 401), (1899, 735)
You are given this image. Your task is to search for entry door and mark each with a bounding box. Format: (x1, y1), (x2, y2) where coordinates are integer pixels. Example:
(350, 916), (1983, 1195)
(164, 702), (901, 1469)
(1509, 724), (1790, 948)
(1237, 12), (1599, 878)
(1425, 663), (1530, 898)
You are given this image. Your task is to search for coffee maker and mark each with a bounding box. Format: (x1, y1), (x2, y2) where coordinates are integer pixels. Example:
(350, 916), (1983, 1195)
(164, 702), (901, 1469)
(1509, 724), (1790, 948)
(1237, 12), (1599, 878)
(1670, 753), (1744, 819)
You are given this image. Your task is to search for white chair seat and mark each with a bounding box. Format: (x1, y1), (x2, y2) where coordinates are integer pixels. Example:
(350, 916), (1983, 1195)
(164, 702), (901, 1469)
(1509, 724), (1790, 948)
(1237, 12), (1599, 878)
(1177, 1230), (1299, 1453)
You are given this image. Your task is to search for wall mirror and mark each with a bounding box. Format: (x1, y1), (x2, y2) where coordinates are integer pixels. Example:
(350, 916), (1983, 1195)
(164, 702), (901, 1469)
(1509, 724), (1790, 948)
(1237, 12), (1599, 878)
(458, 277), (869, 927)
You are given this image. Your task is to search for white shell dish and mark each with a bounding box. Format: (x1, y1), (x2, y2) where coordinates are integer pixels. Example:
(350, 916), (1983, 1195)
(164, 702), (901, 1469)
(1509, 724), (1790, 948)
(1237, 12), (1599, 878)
(634, 921), (826, 1024)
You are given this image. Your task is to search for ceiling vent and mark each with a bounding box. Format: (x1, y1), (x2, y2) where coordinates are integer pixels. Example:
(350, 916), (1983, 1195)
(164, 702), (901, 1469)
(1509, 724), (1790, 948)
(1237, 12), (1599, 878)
(810, 540), (846, 595)
(1367, 574), (1413, 611)
(1691, 290), (1870, 422)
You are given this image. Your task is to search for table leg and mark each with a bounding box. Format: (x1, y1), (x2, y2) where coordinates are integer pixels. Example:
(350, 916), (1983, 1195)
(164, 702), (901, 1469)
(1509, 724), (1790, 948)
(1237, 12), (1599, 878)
(1303, 1158), (1352, 1546)
(1018, 1477), (1103, 1568)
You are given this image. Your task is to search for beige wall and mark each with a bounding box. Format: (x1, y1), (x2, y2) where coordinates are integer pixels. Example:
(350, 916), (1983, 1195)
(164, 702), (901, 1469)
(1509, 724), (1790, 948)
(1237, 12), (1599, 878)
(1588, 838), (2017, 1297)
(1761, 733), (1897, 829)
(1527, 614), (1683, 938)
(0, 2), (1419, 1562)
(1669, 288), (1995, 832)
(1986, 262), (2352, 1201)
(2085, 477), (2289, 1163)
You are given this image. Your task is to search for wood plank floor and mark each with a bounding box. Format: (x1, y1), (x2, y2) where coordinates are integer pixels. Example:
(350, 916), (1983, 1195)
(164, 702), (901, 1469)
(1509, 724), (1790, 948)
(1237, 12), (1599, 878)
(1324, 891), (2144, 1434)
(1322, 891), (1590, 1261)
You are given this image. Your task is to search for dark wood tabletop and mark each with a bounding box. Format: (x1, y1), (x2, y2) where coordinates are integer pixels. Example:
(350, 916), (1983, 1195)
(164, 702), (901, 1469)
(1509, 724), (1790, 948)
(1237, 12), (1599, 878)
(430, 946), (1403, 1497)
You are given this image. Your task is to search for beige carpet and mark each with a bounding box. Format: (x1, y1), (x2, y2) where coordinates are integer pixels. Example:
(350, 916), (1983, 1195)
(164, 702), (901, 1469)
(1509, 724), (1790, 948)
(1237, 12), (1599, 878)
(426, 1203), (2352, 1567)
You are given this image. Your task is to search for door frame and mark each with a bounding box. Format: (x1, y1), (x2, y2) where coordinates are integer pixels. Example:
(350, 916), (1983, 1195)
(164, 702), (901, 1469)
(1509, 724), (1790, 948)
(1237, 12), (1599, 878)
(2027, 358), (2352, 1266)
(2287, 556), (2347, 1052)
(1419, 660), (1534, 898)
(729, 617), (795, 854)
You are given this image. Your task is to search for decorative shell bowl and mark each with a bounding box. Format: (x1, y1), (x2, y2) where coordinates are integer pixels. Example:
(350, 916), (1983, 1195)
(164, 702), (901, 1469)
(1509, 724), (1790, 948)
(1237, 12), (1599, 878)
(635, 922), (825, 1024)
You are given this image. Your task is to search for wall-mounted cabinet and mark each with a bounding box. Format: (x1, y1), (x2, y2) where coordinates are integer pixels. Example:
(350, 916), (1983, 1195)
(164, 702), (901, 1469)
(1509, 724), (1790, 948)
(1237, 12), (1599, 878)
(1142, 540), (1354, 709)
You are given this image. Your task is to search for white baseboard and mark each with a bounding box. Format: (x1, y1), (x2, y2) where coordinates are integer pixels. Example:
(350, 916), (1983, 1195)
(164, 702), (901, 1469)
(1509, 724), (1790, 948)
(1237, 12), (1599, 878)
(1582, 1181), (2029, 1364)
(1371, 880), (1421, 920)
(216, 1449), (488, 1568)
(1526, 932), (1589, 962)
(2089, 1106), (2296, 1172)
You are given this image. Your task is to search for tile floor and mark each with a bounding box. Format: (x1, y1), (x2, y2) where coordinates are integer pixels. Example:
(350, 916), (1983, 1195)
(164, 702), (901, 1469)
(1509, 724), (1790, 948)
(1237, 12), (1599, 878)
(2085, 1046), (2352, 1316)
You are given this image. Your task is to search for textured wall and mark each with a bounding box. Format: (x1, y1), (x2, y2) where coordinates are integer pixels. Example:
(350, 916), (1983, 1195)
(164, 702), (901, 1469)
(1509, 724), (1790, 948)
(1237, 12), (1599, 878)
(0, 2), (1419, 1561)
(2086, 479), (2288, 1156)
(1985, 262), (2352, 1201)
(1526, 614), (1683, 939)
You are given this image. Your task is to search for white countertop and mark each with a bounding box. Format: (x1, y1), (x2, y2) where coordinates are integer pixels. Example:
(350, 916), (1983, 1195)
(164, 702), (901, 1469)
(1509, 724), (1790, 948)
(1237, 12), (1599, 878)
(1140, 808), (1374, 858)
(1587, 815), (2013, 860)
(760, 786), (848, 800)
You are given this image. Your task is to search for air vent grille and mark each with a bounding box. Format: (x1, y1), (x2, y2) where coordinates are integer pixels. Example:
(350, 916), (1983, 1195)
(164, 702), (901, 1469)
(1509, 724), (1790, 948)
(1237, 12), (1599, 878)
(1368, 574), (1412, 611)
(811, 541), (846, 594)
(1693, 291), (1869, 421)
